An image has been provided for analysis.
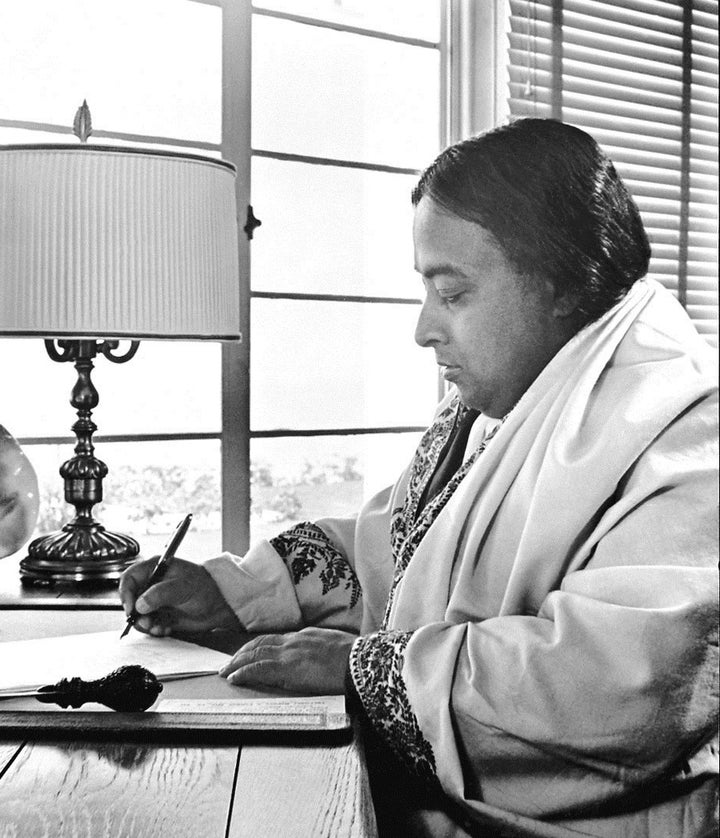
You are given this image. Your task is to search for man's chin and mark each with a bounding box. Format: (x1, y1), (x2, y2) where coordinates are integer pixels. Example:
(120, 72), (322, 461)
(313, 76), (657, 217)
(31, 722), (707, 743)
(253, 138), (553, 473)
(454, 385), (485, 413)
(458, 393), (506, 421)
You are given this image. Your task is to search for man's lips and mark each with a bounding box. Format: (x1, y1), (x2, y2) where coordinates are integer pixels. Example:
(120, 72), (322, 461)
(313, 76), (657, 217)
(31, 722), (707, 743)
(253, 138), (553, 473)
(438, 362), (462, 380)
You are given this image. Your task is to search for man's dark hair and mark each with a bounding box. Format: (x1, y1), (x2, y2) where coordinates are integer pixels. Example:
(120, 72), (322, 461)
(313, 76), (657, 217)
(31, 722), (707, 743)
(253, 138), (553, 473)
(412, 118), (651, 323)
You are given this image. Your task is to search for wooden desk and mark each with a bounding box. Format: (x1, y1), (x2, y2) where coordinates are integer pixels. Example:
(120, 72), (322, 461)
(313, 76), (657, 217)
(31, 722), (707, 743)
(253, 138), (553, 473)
(0, 579), (378, 838)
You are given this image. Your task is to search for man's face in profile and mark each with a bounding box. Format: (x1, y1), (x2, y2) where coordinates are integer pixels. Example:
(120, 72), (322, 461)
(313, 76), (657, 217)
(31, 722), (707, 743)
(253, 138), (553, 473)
(412, 197), (563, 417)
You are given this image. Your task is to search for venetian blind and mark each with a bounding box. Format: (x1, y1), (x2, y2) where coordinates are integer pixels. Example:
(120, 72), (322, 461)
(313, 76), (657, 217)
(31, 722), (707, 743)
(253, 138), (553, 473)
(507, 0), (719, 346)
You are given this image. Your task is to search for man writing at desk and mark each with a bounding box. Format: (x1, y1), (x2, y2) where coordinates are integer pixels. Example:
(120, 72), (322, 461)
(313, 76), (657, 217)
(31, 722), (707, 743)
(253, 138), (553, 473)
(120, 119), (718, 838)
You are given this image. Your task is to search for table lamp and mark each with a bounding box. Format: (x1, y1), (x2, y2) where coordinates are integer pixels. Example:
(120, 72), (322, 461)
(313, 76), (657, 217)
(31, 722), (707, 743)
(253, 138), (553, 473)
(0, 103), (240, 586)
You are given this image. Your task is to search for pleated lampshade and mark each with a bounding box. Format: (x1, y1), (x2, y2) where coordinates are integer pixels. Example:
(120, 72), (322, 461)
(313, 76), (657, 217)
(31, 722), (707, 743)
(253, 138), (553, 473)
(0, 145), (240, 341)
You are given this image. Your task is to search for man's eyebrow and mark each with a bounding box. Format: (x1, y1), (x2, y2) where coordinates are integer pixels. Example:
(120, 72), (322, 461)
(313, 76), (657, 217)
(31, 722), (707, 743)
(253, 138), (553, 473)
(415, 264), (470, 280)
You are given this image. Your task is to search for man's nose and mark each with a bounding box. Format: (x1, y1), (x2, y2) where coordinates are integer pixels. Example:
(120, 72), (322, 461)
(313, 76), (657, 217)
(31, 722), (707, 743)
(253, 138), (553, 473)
(414, 298), (445, 347)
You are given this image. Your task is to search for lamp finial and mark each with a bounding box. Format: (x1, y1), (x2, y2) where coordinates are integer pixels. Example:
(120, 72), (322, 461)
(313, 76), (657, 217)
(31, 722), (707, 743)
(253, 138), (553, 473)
(73, 100), (93, 143)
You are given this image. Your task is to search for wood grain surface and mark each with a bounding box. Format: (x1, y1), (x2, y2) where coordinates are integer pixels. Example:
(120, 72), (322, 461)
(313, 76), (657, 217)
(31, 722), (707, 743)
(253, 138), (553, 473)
(229, 739), (377, 838)
(0, 739), (239, 838)
(0, 741), (22, 773)
(0, 737), (379, 838)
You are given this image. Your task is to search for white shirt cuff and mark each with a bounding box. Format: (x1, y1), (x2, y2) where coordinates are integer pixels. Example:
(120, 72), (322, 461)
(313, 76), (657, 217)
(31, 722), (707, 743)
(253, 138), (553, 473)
(203, 540), (303, 632)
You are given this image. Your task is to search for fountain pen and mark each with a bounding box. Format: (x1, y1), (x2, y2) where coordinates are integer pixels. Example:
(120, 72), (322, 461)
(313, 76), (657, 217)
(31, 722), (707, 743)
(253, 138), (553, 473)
(120, 512), (193, 639)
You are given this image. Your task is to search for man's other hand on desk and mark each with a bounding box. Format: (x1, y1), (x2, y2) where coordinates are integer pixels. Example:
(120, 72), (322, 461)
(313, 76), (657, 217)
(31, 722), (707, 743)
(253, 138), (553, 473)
(119, 557), (240, 636)
(219, 628), (355, 694)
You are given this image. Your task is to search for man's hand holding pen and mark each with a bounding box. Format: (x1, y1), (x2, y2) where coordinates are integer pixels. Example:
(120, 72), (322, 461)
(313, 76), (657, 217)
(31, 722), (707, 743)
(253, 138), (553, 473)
(119, 548), (239, 638)
(120, 513), (194, 638)
(118, 516), (350, 694)
(119, 557), (237, 636)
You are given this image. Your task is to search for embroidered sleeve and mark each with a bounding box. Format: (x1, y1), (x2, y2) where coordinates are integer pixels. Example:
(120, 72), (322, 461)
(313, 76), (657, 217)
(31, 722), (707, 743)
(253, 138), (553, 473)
(349, 629), (439, 787)
(270, 522), (363, 630)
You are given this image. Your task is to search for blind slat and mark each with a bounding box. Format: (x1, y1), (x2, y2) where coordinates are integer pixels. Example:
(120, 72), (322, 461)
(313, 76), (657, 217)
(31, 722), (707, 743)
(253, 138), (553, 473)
(563, 60), (684, 94)
(682, 276), (720, 291)
(564, 43), (684, 79)
(560, 92), (688, 128)
(563, 10), (682, 50)
(558, 75), (687, 112)
(563, 28), (683, 68)
(510, 74), (717, 122)
(563, 109), (684, 142)
(643, 214), (716, 233)
(564, 0), (683, 34)
(508, 42), (687, 85)
(694, 0), (719, 16)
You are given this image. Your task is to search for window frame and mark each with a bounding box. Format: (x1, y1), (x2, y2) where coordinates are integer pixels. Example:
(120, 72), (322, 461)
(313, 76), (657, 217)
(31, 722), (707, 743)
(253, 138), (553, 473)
(229, 0), (484, 552)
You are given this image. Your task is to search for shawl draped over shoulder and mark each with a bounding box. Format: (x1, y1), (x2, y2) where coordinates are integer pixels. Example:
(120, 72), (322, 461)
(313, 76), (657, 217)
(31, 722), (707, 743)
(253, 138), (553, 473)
(206, 279), (718, 838)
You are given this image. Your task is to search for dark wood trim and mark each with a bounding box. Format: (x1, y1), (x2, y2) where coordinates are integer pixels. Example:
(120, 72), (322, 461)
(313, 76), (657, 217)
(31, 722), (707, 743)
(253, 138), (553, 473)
(252, 6), (439, 50)
(250, 426), (425, 439)
(551, 0), (563, 119)
(221, 0), (253, 555)
(17, 432), (221, 447)
(252, 148), (420, 176)
(677, 0), (692, 309)
(251, 291), (422, 305)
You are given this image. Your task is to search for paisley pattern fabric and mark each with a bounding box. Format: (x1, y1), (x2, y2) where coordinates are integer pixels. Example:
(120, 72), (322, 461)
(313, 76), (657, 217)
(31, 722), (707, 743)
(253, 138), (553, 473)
(270, 521), (362, 608)
(350, 629), (439, 786)
(389, 395), (463, 559)
(384, 402), (504, 629)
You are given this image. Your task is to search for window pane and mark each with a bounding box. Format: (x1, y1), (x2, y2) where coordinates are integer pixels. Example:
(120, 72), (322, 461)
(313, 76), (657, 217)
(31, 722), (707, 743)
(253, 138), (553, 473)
(25, 439), (222, 560)
(250, 431), (422, 543)
(0, 339), (221, 437)
(0, 0), (221, 143)
(250, 299), (437, 430)
(252, 16), (440, 167)
(253, 0), (441, 42)
(251, 158), (418, 297)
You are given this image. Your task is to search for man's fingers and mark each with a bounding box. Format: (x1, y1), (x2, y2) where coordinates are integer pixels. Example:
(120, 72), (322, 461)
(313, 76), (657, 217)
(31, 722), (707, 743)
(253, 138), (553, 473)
(133, 607), (176, 635)
(219, 634), (284, 677)
(118, 569), (138, 610)
(244, 634), (285, 651)
(226, 660), (286, 689)
(118, 559), (157, 613)
(135, 577), (190, 615)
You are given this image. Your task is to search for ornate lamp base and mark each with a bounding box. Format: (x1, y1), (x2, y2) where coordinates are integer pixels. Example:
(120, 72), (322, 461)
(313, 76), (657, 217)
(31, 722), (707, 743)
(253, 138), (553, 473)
(20, 338), (142, 587)
(20, 522), (139, 586)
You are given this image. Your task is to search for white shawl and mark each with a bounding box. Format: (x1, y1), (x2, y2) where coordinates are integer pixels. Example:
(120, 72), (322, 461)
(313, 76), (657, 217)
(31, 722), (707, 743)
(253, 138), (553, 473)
(207, 279), (718, 837)
(347, 279), (718, 836)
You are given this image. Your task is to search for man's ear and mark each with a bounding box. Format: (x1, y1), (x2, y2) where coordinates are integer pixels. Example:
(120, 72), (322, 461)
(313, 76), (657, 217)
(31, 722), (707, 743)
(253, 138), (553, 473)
(540, 278), (578, 319)
(552, 288), (580, 318)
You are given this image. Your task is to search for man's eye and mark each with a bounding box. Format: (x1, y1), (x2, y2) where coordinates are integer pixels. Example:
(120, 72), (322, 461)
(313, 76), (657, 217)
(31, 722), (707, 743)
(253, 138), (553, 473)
(440, 292), (464, 305)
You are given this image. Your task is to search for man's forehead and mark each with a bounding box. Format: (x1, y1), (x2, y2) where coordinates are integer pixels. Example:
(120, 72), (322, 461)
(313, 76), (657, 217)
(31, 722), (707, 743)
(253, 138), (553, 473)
(413, 200), (509, 277)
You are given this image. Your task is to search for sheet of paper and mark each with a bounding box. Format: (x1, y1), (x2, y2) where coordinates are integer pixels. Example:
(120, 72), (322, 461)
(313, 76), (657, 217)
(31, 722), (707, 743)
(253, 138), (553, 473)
(0, 630), (232, 692)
